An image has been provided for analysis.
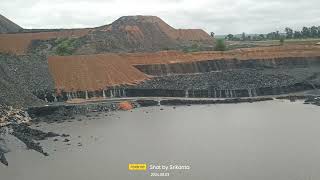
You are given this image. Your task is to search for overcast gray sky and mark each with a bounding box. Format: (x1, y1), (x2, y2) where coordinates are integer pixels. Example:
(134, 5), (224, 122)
(1, 0), (319, 34)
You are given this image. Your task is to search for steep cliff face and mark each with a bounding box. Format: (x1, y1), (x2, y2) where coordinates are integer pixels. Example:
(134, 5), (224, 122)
(0, 14), (22, 33)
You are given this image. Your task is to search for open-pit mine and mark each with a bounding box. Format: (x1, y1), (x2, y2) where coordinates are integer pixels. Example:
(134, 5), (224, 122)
(1, 13), (320, 180)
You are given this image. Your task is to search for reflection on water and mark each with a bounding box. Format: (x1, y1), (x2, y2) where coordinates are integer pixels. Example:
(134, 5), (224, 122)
(1, 100), (320, 180)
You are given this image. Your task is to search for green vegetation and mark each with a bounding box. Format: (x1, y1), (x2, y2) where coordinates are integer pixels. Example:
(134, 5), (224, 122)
(183, 43), (201, 52)
(224, 25), (320, 41)
(280, 37), (285, 45)
(214, 39), (226, 51)
(54, 38), (78, 56)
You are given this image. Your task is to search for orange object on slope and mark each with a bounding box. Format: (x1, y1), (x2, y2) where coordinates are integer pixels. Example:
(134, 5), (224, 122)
(118, 101), (133, 110)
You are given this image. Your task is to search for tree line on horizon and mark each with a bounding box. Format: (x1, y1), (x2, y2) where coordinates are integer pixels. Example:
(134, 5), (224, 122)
(222, 26), (320, 41)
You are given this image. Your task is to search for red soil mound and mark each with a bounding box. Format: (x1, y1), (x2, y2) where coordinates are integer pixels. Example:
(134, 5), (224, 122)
(70, 16), (214, 54)
(175, 29), (213, 42)
(48, 45), (320, 93)
(128, 16), (213, 41)
(0, 29), (90, 54)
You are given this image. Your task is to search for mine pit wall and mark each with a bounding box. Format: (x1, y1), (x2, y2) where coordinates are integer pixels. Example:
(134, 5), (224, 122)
(124, 83), (315, 98)
(45, 56), (320, 102)
(45, 82), (315, 102)
(134, 56), (320, 76)
(45, 88), (128, 102)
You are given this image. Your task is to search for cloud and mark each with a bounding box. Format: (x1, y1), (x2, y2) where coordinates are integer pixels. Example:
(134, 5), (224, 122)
(1, 0), (319, 34)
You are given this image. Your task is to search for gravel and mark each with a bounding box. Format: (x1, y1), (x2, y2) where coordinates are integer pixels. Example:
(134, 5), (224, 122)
(0, 53), (55, 107)
(131, 68), (320, 90)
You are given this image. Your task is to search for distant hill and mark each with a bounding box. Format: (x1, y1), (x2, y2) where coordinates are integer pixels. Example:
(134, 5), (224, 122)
(0, 14), (22, 33)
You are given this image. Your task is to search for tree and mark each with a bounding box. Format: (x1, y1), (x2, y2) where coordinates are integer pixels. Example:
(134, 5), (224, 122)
(258, 34), (265, 40)
(279, 37), (285, 45)
(241, 32), (246, 41)
(266, 32), (273, 39)
(275, 31), (280, 39)
(302, 27), (311, 38)
(293, 31), (302, 39)
(214, 39), (226, 51)
(285, 27), (293, 39)
(310, 26), (318, 38)
(226, 34), (234, 40)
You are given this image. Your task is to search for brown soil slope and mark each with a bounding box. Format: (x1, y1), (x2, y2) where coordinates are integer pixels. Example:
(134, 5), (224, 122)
(0, 14), (22, 33)
(48, 54), (148, 92)
(48, 45), (320, 92)
(0, 29), (90, 54)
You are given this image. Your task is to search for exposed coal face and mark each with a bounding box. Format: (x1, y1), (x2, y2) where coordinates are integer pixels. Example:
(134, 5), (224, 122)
(121, 65), (320, 98)
(130, 68), (319, 90)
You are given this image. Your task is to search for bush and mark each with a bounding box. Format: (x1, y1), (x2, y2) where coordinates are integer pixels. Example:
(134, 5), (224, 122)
(55, 38), (77, 56)
(183, 43), (201, 52)
(214, 39), (226, 51)
(279, 37), (285, 45)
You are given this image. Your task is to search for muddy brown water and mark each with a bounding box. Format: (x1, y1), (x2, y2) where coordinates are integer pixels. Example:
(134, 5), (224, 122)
(1, 100), (320, 180)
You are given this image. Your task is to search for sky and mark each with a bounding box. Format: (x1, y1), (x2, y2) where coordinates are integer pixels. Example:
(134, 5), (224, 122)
(1, 0), (319, 35)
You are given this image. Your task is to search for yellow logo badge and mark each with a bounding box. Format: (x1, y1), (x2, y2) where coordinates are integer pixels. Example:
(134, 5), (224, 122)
(128, 164), (147, 171)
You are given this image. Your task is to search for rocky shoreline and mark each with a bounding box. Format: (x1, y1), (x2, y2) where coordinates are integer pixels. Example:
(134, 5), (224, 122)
(0, 134), (9, 166)
(0, 123), (61, 166)
(0, 105), (60, 166)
